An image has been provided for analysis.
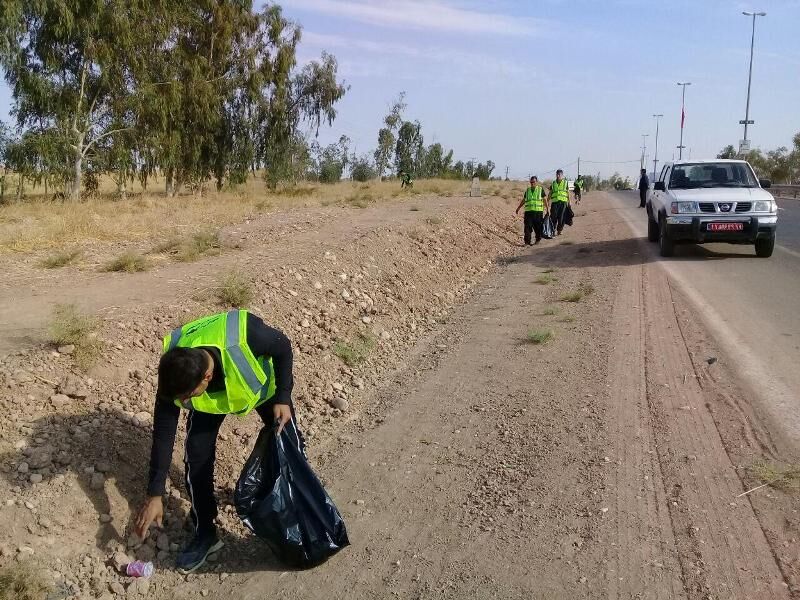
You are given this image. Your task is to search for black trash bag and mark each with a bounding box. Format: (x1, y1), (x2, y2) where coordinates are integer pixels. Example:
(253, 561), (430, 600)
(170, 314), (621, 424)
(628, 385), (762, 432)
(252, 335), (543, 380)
(235, 421), (349, 567)
(564, 204), (575, 227)
(542, 214), (555, 239)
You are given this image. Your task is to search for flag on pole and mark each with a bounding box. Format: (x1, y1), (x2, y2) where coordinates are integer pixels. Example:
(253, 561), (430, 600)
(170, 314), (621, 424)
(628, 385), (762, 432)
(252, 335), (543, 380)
(681, 107), (685, 129)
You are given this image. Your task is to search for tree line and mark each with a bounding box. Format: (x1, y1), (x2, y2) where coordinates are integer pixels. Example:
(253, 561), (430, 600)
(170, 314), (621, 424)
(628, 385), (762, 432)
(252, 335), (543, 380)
(717, 132), (800, 184)
(287, 92), (495, 184)
(0, 3), (494, 202)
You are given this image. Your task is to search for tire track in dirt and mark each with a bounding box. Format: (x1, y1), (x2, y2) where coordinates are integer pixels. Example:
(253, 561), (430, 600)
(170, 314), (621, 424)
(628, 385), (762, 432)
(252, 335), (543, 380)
(604, 265), (685, 599)
(643, 263), (789, 599)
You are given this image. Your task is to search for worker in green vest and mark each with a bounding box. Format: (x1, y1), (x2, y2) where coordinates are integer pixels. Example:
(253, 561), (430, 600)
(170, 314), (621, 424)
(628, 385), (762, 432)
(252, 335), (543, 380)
(134, 310), (298, 573)
(574, 175), (585, 204)
(515, 175), (550, 245)
(549, 169), (570, 235)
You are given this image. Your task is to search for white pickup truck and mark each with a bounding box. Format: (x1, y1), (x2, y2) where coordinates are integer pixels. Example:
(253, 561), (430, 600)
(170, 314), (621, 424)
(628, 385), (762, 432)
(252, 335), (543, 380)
(646, 159), (778, 257)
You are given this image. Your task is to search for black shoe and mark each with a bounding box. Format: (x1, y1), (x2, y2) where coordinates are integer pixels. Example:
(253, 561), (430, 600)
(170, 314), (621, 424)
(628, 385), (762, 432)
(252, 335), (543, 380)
(176, 531), (224, 574)
(534, 239), (541, 245)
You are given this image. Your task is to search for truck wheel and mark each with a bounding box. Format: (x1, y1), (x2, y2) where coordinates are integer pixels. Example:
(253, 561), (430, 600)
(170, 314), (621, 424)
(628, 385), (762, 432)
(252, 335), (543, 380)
(647, 214), (659, 242)
(659, 218), (674, 257)
(755, 234), (775, 258)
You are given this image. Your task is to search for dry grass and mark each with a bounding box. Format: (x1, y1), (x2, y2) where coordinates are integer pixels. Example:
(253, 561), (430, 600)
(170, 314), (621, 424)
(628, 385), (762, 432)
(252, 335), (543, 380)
(343, 191), (374, 208)
(748, 462), (800, 493)
(558, 315), (576, 323)
(408, 227), (426, 242)
(560, 283), (594, 303)
(0, 177), (518, 254)
(525, 329), (554, 345)
(40, 249), (82, 268)
(215, 272), (253, 307)
(48, 304), (102, 369)
(152, 229), (221, 262)
(540, 305), (559, 316)
(542, 267), (556, 274)
(535, 274), (557, 285)
(0, 563), (51, 600)
(333, 332), (376, 367)
(104, 252), (149, 273)
(425, 216), (443, 226)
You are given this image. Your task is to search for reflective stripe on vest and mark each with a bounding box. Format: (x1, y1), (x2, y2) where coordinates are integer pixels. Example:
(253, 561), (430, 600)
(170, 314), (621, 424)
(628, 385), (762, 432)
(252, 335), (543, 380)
(162, 310), (276, 416)
(551, 179), (569, 203)
(523, 186), (544, 212)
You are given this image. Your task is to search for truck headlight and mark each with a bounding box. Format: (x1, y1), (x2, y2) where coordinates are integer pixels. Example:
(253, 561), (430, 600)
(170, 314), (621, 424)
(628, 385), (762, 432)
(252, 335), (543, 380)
(753, 200), (776, 212)
(671, 201), (697, 214)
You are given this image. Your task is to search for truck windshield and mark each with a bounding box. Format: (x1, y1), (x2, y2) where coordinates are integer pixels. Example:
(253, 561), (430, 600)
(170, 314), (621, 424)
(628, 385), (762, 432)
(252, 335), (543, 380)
(668, 162), (758, 189)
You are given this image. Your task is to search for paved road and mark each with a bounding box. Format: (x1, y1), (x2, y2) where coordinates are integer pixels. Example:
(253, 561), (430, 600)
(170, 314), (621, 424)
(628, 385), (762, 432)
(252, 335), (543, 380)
(775, 195), (800, 254)
(610, 191), (800, 447)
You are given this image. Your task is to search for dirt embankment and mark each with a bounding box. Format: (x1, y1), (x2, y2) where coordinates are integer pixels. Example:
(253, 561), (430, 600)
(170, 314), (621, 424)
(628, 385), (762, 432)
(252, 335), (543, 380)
(0, 192), (520, 599)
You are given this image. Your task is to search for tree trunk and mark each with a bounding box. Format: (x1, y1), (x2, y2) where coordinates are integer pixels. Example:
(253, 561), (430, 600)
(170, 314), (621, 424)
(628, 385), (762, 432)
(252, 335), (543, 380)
(70, 150), (82, 201)
(117, 177), (127, 200)
(165, 167), (175, 197)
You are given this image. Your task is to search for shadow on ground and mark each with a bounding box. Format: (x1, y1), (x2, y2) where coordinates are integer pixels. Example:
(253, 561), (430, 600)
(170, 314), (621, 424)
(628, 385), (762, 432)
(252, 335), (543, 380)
(1, 409), (307, 575)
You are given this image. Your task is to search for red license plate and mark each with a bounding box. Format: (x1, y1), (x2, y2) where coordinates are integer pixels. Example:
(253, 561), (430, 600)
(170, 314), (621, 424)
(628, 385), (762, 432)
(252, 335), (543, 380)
(708, 222), (744, 232)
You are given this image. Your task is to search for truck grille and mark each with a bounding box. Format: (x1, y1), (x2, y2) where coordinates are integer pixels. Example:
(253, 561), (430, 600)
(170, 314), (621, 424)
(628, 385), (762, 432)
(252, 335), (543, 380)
(698, 202), (715, 213)
(735, 202), (751, 212)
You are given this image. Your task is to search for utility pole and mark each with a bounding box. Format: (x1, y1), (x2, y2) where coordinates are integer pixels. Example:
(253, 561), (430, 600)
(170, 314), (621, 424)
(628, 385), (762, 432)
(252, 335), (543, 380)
(505, 166), (509, 181)
(652, 114), (663, 177)
(740, 11), (766, 155)
(577, 156), (580, 176)
(640, 134), (649, 170)
(677, 82), (691, 159)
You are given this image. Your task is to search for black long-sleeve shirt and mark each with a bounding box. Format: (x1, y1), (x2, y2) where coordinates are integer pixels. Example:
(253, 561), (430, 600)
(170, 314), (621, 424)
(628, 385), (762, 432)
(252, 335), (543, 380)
(147, 313), (293, 496)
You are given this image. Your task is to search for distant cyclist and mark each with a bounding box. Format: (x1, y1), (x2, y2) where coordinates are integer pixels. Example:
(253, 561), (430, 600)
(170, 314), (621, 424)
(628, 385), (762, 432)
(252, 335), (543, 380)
(400, 170), (413, 189)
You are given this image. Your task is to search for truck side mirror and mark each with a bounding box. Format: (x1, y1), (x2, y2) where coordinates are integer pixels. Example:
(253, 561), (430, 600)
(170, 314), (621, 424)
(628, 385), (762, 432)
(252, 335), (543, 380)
(654, 181), (666, 191)
(759, 178), (771, 189)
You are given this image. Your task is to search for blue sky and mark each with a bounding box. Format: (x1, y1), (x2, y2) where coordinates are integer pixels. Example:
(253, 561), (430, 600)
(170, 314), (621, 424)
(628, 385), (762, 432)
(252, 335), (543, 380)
(2, 0), (798, 180)
(281, 0), (800, 179)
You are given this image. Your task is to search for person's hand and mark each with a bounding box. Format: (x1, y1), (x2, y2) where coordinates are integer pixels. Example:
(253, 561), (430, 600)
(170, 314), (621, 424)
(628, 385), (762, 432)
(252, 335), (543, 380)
(273, 403), (292, 435)
(134, 496), (163, 539)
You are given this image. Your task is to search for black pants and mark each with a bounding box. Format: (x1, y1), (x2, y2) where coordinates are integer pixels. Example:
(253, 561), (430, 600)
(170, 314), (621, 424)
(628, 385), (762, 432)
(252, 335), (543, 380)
(639, 189), (647, 207)
(183, 403), (303, 536)
(551, 202), (568, 232)
(523, 211), (544, 244)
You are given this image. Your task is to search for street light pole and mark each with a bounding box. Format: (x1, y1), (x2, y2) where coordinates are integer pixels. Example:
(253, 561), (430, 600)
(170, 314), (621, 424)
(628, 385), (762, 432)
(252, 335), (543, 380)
(640, 134), (649, 171)
(652, 114), (663, 177)
(677, 82), (691, 160)
(740, 11), (766, 153)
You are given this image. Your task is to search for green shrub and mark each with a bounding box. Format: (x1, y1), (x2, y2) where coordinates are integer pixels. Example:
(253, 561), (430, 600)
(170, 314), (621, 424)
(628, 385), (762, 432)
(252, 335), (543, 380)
(535, 274), (556, 285)
(48, 304), (102, 369)
(41, 249), (82, 268)
(525, 329), (553, 344)
(332, 333), (375, 366)
(104, 252), (149, 273)
(215, 273), (253, 307)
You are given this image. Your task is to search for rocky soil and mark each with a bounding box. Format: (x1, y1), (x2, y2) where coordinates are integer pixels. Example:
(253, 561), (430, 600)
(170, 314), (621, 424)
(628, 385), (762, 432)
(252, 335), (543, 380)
(0, 191), (521, 598)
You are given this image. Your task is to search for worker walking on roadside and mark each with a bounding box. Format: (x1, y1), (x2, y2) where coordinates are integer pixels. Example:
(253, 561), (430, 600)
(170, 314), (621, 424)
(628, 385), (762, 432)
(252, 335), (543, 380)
(516, 175), (550, 245)
(134, 310), (300, 574)
(574, 175), (585, 204)
(549, 169), (570, 235)
(638, 168), (649, 208)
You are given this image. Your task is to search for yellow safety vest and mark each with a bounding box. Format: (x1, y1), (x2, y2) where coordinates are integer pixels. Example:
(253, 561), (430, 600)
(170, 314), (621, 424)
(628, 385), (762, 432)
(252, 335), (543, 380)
(162, 310), (276, 416)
